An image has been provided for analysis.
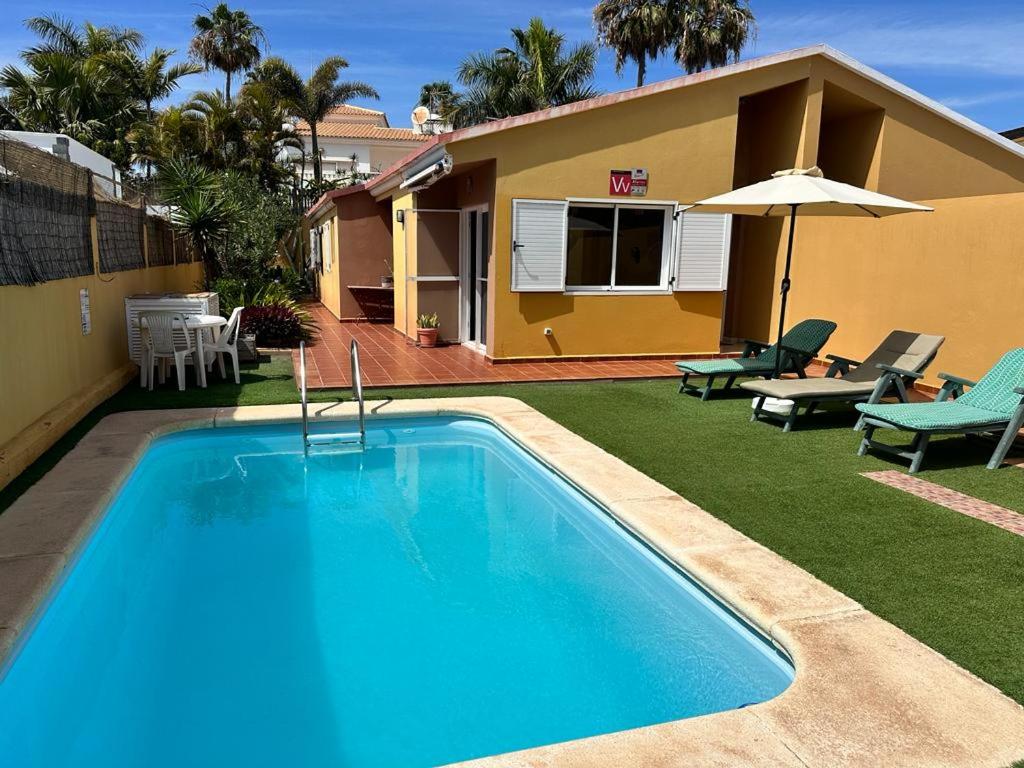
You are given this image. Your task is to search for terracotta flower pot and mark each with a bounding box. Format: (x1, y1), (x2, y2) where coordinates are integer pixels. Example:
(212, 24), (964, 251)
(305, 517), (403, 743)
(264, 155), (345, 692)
(417, 327), (439, 347)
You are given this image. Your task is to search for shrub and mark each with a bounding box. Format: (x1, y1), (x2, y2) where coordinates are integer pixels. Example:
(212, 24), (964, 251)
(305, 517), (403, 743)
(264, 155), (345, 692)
(241, 304), (306, 346)
(238, 288), (318, 345)
(218, 173), (298, 283)
(212, 274), (302, 317)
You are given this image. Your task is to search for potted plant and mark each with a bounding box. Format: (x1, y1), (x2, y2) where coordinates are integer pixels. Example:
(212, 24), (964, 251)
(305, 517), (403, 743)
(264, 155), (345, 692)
(381, 259), (394, 288)
(417, 313), (440, 347)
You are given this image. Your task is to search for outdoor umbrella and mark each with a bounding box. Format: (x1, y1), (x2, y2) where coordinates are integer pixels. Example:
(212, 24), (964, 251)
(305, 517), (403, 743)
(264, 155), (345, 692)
(688, 166), (933, 377)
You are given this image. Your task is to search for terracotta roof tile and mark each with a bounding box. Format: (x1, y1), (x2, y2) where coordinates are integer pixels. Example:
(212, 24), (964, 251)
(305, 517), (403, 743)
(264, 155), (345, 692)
(295, 122), (430, 142)
(325, 104), (385, 117)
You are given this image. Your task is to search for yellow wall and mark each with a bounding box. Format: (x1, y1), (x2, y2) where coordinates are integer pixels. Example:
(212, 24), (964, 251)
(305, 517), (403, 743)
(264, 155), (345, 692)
(729, 58), (1024, 384)
(391, 190), (417, 337)
(775, 192), (1024, 385)
(310, 207), (342, 320)
(0, 249), (201, 488)
(377, 52), (1024, 372)
(443, 60), (823, 359)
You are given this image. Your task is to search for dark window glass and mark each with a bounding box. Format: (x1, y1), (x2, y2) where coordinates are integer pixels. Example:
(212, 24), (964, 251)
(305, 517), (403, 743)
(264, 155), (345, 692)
(565, 206), (613, 287)
(614, 208), (665, 286)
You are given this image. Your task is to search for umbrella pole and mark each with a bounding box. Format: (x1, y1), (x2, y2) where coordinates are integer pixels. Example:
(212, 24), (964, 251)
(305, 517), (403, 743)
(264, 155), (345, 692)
(772, 204), (797, 379)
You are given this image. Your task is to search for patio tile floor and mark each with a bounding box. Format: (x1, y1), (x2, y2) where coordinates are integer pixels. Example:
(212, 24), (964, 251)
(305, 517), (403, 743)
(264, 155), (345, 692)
(295, 304), (730, 389)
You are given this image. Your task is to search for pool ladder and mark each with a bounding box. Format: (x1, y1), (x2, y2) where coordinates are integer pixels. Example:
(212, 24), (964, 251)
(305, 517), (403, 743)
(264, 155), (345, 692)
(299, 339), (366, 452)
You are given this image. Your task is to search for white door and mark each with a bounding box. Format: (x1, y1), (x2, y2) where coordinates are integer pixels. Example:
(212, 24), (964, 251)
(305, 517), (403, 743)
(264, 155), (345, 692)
(462, 206), (490, 349)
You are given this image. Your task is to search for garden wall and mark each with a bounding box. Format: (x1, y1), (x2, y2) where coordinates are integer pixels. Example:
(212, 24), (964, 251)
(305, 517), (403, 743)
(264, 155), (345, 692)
(0, 136), (202, 490)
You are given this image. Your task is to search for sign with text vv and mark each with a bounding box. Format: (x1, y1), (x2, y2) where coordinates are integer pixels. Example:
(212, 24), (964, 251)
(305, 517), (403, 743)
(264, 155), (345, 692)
(609, 168), (648, 197)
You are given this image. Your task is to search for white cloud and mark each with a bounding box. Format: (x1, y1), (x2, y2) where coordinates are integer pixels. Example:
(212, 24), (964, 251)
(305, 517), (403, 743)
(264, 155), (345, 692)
(752, 9), (1024, 78)
(940, 89), (1024, 109)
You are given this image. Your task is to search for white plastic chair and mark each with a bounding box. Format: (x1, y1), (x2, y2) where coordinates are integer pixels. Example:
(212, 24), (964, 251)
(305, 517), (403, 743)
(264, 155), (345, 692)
(204, 306), (244, 384)
(140, 311), (196, 392)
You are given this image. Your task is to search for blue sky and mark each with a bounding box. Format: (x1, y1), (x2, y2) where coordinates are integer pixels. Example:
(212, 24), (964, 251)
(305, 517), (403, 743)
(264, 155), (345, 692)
(2, 0), (1022, 132)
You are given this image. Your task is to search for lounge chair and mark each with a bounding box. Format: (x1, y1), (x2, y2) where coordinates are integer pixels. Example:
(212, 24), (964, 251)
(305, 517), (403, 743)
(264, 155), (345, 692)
(855, 348), (1024, 473)
(741, 330), (945, 431)
(675, 319), (837, 401)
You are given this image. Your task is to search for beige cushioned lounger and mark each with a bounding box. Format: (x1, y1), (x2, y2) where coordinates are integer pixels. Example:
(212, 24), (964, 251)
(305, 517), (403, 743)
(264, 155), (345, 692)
(741, 330), (945, 430)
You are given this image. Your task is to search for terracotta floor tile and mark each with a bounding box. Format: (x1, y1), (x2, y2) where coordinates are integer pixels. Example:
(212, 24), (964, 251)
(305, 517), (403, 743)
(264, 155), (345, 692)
(298, 304), (728, 390)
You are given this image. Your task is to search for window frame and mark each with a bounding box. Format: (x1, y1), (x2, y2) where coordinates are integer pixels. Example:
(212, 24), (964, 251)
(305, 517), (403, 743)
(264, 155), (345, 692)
(563, 199), (675, 294)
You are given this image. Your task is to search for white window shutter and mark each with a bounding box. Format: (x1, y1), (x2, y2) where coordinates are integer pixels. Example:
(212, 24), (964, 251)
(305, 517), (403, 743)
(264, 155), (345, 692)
(511, 199), (567, 292)
(323, 221), (334, 273)
(309, 227), (321, 271)
(672, 210), (732, 291)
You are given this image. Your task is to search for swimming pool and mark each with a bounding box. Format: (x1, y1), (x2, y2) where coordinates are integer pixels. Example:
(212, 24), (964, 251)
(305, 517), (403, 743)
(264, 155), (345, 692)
(0, 416), (792, 767)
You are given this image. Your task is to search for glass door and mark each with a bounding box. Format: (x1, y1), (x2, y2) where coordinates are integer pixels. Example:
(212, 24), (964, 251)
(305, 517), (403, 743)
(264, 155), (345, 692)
(462, 207), (489, 349)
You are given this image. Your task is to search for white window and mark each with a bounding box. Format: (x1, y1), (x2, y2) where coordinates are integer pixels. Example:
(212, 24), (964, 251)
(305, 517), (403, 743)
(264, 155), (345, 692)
(310, 227), (321, 271)
(564, 203), (673, 291)
(672, 210), (732, 291)
(510, 199), (731, 294)
(321, 221), (333, 273)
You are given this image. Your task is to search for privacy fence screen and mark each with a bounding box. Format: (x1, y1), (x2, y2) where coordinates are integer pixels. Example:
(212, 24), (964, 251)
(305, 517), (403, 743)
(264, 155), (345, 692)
(95, 197), (145, 273)
(0, 135), (93, 286)
(146, 216), (176, 266)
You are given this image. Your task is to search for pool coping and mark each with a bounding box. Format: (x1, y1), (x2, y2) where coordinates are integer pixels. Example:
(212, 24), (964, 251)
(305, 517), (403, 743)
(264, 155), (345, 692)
(0, 397), (1021, 767)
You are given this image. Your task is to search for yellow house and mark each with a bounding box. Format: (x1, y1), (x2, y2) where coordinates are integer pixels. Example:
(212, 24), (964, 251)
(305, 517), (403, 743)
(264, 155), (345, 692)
(310, 45), (1024, 384)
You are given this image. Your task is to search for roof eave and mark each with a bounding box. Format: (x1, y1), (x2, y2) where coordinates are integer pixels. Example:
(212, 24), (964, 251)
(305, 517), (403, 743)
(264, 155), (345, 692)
(304, 182), (368, 220)
(366, 43), (1024, 194)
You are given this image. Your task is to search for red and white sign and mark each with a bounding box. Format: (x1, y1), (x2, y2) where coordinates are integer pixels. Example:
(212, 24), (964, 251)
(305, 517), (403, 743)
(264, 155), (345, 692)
(609, 168), (648, 196)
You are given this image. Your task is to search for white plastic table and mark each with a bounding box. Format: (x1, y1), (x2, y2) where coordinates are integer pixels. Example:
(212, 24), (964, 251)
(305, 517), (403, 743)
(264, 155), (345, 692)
(137, 313), (227, 388)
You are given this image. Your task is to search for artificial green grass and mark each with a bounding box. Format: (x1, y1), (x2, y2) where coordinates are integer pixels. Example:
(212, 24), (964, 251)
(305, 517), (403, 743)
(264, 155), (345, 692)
(4, 353), (1023, 706)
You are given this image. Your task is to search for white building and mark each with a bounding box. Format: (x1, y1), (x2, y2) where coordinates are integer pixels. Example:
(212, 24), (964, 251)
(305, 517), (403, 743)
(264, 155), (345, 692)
(292, 105), (429, 182)
(1, 130), (122, 197)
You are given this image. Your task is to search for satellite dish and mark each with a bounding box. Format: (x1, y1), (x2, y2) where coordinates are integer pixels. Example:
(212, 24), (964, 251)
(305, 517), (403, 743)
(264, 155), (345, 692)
(411, 106), (430, 126)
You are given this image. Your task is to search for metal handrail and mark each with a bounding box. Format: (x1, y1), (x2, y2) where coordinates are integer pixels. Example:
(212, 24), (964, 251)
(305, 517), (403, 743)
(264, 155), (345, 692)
(350, 339), (365, 444)
(299, 339), (365, 450)
(299, 341), (309, 450)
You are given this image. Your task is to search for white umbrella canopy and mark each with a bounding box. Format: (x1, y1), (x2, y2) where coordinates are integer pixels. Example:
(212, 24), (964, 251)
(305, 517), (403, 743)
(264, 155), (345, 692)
(688, 167), (932, 378)
(689, 166), (933, 217)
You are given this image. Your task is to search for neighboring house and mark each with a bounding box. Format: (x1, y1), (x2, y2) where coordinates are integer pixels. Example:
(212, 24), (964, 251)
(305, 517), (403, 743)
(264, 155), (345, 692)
(292, 105), (430, 182)
(307, 45), (1024, 384)
(1, 130), (122, 197)
(999, 126), (1024, 145)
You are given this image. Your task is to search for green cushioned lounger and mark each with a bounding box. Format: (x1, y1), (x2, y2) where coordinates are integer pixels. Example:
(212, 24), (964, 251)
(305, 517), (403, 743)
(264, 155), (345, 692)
(675, 318), (837, 401)
(855, 347), (1024, 473)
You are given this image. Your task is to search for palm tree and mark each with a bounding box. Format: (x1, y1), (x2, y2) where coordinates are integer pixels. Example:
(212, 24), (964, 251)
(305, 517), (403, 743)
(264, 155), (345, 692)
(189, 4), (267, 102)
(127, 105), (203, 174)
(236, 82), (305, 190)
(668, 0), (755, 74)
(22, 14), (143, 62)
(109, 49), (201, 177)
(418, 81), (459, 114)
(129, 50), (202, 121)
(185, 89), (244, 170)
(453, 18), (598, 127)
(249, 56), (378, 185)
(593, 0), (670, 87)
(1, 16), (145, 166)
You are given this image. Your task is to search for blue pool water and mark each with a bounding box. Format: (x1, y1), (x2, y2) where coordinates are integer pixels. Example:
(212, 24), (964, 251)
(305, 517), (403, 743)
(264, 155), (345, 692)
(0, 417), (791, 767)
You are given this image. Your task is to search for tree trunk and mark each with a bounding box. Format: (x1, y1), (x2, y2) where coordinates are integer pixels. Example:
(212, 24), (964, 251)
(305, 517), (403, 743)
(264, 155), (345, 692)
(311, 126), (321, 185)
(225, 70), (232, 103)
(145, 99), (153, 180)
(201, 247), (220, 288)
(637, 56), (646, 88)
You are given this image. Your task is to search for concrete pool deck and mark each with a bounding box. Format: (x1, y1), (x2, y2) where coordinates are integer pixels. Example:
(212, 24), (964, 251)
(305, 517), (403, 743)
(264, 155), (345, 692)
(0, 398), (1022, 767)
